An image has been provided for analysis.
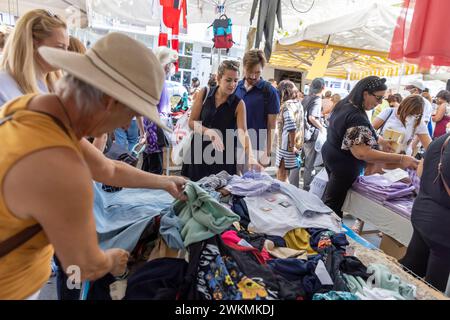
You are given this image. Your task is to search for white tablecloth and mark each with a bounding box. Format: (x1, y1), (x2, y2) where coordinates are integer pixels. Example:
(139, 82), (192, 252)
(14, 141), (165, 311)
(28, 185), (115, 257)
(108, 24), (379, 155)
(342, 190), (413, 246)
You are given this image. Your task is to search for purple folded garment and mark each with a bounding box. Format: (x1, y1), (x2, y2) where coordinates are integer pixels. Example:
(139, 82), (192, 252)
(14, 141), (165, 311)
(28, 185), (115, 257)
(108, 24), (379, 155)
(407, 168), (421, 194)
(353, 175), (416, 201)
(384, 199), (413, 219)
(351, 172), (417, 218)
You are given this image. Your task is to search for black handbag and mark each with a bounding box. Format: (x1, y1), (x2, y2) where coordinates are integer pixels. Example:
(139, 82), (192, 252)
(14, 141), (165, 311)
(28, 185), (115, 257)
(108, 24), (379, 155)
(156, 126), (169, 148)
(101, 142), (144, 192)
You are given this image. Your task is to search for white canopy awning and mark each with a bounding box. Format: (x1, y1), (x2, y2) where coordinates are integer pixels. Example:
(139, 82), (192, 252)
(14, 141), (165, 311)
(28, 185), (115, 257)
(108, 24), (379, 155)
(278, 2), (402, 52)
(1, 1), (403, 31)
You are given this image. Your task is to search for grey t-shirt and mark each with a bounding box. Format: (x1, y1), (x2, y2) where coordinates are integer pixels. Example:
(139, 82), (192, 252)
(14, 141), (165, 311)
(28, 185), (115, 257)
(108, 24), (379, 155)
(309, 96), (322, 121)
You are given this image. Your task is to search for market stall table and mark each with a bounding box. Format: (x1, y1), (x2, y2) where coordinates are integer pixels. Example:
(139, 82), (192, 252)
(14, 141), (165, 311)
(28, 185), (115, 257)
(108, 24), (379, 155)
(346, 228), (448, 300)
(342, 189), (413, 247)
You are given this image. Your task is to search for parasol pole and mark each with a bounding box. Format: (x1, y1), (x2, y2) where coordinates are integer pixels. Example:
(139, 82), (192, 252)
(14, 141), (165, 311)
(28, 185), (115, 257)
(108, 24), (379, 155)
(397, 62), (405, 93)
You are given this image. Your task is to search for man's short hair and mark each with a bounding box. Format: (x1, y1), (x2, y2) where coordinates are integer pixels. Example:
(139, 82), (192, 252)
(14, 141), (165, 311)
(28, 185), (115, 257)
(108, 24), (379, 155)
(243, 49), (266, 70)
(310, 78), (325, 95)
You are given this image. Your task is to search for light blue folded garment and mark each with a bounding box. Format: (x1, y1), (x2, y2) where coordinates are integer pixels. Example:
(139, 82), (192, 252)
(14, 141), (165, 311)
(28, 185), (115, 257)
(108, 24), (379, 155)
(93, 182), (173, 251)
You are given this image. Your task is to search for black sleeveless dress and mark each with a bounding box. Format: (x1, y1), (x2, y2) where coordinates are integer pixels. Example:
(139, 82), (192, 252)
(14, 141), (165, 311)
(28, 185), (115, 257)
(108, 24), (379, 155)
(181, 86), (240, 181)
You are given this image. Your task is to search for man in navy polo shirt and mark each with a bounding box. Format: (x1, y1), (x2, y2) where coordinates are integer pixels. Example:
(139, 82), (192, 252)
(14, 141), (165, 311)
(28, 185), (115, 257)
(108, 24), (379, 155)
(235, 49), (280, 166)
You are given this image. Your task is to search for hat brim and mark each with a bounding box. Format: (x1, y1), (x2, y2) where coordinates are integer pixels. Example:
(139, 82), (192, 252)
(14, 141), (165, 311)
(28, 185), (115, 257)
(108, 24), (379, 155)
(39, 47), (170, 132)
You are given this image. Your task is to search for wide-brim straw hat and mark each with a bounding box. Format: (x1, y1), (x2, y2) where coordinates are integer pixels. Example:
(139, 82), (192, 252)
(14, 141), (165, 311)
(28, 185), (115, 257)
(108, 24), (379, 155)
(38, 32), (168, 130)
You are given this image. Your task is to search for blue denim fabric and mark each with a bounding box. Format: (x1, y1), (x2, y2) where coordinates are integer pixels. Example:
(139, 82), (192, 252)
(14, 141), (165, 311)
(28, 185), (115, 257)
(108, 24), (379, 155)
(93, 182), (173, 251)
(114, 119), (139, 152)
(160, 207), (185, 250)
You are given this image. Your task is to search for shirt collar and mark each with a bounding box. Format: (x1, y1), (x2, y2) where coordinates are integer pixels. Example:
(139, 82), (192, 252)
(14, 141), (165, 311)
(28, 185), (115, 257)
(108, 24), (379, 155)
(211, 86), (234, 106)
(238, 78), (265, 92)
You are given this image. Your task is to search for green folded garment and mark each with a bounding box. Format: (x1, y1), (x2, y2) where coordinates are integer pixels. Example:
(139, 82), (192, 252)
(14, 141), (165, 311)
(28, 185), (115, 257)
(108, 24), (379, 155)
(366, 264), (416, 300)
(343, 274), (367, 294)
(313, 291), (360, 300)
(174, 181), (240, 247)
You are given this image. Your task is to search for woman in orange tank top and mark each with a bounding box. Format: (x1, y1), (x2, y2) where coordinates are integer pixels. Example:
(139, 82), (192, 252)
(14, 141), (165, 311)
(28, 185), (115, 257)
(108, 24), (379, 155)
(0, 32), (187, 300)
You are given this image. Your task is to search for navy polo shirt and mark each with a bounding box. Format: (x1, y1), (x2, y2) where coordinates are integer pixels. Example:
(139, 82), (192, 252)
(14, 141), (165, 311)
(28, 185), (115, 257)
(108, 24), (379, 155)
(235, 79), (280, 150)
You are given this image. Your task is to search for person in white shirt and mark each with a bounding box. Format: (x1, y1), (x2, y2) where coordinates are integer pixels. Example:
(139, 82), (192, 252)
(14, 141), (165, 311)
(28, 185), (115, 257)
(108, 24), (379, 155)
(0, 10), (69, 107)
(372, 95), (432, 155)
(403, 80), (433, 154)
(405, 80), (433, 126)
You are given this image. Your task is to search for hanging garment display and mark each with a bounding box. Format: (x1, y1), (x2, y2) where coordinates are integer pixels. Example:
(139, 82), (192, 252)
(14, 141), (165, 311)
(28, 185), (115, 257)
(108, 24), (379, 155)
(245, 27), (257, 53)
(210, 14), (234, 52)
(158, 0), (188, 69)
(250, 0), (283, 61)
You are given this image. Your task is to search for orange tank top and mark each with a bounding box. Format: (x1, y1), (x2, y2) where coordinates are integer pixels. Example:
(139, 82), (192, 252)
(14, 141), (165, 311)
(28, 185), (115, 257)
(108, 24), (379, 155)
(0, 94), (82, 299)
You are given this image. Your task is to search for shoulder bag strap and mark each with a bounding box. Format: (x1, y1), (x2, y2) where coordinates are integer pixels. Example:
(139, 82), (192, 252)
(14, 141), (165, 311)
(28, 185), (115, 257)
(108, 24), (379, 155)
(0, 225), (43, 259)
(434, 135), (450, 196)
(202, 86), (210, 105)
(378, 108), (394, 135)
(0, 108), (70, 258)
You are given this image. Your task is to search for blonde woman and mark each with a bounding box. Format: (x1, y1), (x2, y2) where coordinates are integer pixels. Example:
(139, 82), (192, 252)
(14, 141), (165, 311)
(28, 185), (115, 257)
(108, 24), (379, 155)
(0, 9), (69, 106)
(68, 35), (86, 54)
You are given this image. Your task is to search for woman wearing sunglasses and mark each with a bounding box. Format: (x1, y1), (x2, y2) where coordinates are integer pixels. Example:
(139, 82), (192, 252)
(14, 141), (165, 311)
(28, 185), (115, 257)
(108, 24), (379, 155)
(373, 94), (432, 155)
(321, 76), (419, 219)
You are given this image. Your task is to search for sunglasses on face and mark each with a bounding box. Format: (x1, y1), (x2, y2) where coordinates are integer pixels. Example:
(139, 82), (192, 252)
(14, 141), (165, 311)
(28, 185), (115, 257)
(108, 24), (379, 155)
(370, 93), (384, 102)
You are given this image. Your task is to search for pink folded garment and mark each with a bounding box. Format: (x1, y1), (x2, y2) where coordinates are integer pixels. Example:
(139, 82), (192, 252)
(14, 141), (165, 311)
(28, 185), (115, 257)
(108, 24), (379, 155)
(221, 230), (271, 262)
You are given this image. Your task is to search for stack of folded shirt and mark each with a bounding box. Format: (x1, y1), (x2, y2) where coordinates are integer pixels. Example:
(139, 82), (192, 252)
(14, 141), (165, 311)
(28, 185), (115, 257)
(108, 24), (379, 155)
(225, 171), (280, 197)
(352, 173), (417, 218)
(352, 174), (416, 202)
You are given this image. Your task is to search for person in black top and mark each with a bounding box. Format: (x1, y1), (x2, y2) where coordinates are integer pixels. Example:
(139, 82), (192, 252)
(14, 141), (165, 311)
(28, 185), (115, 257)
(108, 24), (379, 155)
(321, 76), (419, 218)
(181, 60), (261, 181)
(400, 134), (450, 292)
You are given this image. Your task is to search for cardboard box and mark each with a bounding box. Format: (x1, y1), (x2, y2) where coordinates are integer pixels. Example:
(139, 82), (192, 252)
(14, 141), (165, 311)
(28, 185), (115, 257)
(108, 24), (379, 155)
(380, 234), (407, 260)
(383, 128), (404, 142)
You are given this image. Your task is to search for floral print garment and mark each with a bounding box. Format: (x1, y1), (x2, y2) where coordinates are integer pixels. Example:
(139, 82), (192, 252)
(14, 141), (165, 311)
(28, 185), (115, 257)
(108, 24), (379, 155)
(143, 118), (162, 154)
(341, 126), (377, 151)
(196, 243), (273, 300)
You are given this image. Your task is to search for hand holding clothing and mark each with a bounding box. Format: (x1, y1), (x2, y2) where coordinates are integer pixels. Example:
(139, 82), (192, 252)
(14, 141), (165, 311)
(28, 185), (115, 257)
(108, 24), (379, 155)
(400, 155), (419, 170)
(106, 248), (130, 277)
(378, 137), (395, 153)
(164, 176), (188, 201)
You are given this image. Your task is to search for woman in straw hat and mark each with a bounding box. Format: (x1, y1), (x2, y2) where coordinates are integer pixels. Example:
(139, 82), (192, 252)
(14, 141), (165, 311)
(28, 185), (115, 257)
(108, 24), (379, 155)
(0, 32), (187, 300)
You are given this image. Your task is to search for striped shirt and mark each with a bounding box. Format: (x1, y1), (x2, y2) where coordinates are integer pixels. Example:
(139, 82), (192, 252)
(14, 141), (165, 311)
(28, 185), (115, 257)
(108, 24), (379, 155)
(276, 102), (300, 169)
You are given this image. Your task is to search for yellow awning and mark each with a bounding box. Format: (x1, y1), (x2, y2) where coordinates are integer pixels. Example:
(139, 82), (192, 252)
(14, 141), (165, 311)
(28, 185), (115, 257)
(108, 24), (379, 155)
(269, 40), (419, 80)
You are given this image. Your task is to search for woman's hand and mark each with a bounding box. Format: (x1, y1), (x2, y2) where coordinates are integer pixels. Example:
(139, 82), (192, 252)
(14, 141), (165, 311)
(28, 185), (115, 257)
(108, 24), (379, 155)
(139, 132), (147, 146)
(401, 155), (419, 170)
(378, 137), (395, 153)
(249, 156), (264, 172)
(163, 176), (187, 201)
(204, 129), (224, 152)
(105, 248), (130, 277)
